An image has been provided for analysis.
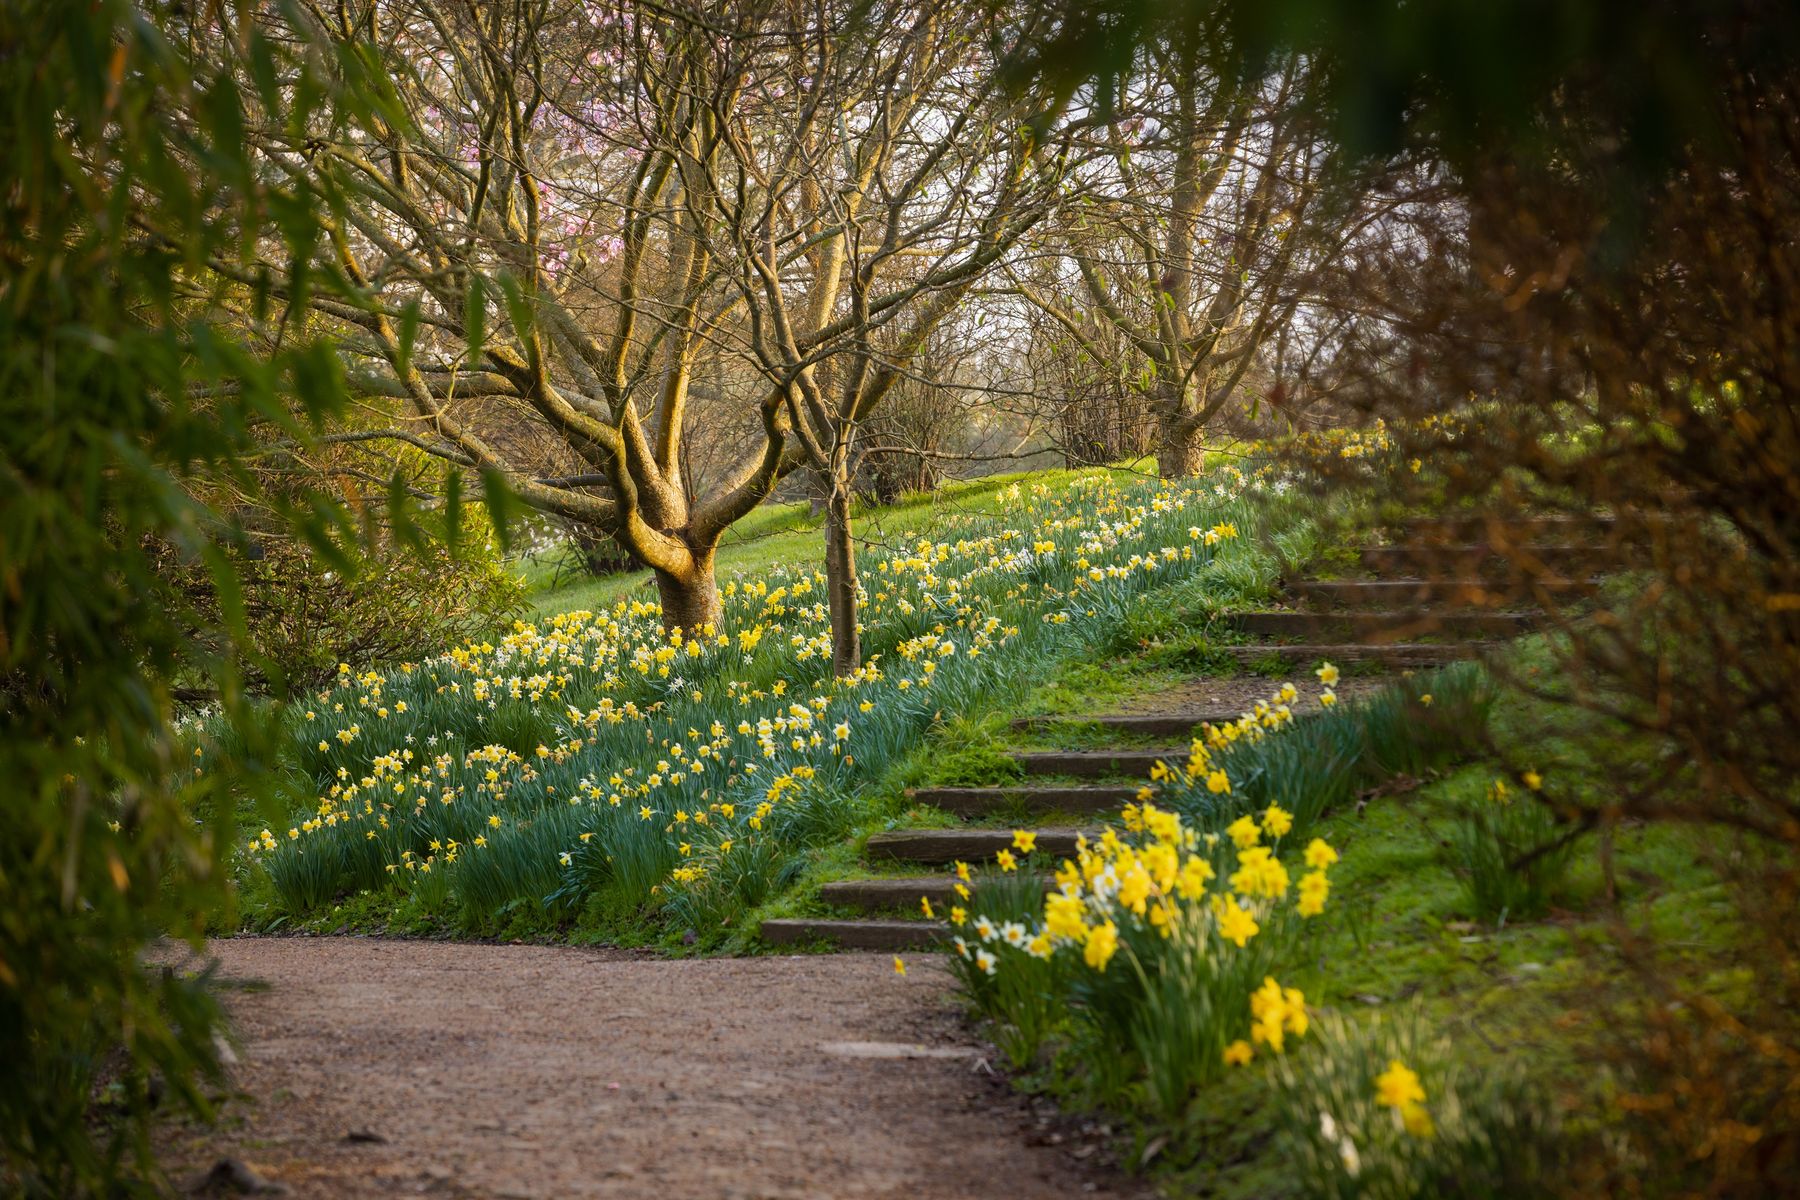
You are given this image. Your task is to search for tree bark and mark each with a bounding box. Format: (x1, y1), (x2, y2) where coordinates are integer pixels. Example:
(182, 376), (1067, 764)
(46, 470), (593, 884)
(823, 478), (861, 675)
(1156, 416), (1206, 478)
(653, 547), (723, 633)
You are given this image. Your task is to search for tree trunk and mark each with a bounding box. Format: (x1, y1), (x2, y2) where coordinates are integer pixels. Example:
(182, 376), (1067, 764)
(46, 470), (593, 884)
(653, 548), (722, 634)
(1156, 417), (1205, 478)
(823, 479), (861, 676)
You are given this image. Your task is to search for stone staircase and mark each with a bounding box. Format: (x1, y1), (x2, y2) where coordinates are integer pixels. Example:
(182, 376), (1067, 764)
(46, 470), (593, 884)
(1221, 513), (1618, 673)
(759, 738), (1204, 951)
(759, 512), (1616, 951)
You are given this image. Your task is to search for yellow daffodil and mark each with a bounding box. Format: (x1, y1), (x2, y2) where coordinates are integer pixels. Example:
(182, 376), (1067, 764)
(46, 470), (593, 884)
(1375, 1059), (1426, 1110)
(1297, 869), (1330, 916)
(1083, 920), (1119, 971)
(1261, 804), (1294, 838)
(1216, 898), (1260, 947)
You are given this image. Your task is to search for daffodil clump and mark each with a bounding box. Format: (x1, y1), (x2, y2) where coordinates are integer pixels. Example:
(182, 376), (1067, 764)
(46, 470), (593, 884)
(1448, 770), (1574, 923)
(1286, 413), (1467, 474)
(945, 798), (1338, 1116)
(220, 471), (1267, 931)
(1273, 1010), (1559, 1198)
(1136, 664), (1345, 837)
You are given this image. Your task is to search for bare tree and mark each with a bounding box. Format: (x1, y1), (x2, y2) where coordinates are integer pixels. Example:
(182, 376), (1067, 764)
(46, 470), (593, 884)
(679, 3), (1064, 670)
(1010, 36), (1356, 476)
(178, 0), (1054, 637)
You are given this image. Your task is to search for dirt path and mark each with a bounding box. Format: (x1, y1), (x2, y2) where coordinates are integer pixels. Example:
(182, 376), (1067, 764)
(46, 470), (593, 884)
(159, 938), (1143, 1200)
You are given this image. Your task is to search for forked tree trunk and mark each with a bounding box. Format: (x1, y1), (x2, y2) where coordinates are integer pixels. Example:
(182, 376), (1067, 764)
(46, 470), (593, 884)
(823, 480), (861, 676)
(652, 547), (722, 634)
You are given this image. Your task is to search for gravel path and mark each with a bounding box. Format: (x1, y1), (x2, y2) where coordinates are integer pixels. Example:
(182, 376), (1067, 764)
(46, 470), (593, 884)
(159, 938), (1142, 1199)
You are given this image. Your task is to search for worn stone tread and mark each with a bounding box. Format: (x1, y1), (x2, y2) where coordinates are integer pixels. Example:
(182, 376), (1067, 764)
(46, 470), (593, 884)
(1285, 579), (1595, 608)
(820, 875), (1054, 911)
(865, 827), (1090, 864)
(1360, 543), (1617, 574)
(1008, 710), (1249, 736)
(905, 785), (1141, 817)
(1400, 514), (1616, 541)
(1010, 749), (1187, 778)
(1226, 642), (1491, 668)
(1230, 610), (1537, 640)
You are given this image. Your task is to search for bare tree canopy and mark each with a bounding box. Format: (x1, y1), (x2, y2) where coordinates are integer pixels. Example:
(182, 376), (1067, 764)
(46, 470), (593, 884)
(176, 0), (1062, 632)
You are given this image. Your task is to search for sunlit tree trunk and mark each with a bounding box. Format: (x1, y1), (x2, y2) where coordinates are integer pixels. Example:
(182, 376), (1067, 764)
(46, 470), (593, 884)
(652, 545), (722, 633)
(822, 462), (861, 674)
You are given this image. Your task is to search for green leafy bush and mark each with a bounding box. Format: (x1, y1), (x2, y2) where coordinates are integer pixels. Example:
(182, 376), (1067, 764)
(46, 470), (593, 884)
(0, 2), (397, 1191)
(164, 532), (525, 694)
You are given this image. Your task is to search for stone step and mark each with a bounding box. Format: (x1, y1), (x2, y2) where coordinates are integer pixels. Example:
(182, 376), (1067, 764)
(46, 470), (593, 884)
(1009, 710), (1244, 737)
(866, 827), (1090, 865)
(820, 875), (1054, 912)
(1286, 579), (1596, 609)
(1227, 642), (1490, 670)
(760, 917), (945, 950)
(1012, 750), (1184, 778)
(1401, 514), (1615, 542)
(1231, 610), (1536, 641)
(906, 785), (1141, 817)
(1360, 544), (1615, 575)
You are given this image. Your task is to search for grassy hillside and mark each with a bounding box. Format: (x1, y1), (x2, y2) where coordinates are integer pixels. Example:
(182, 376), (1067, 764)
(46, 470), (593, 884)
(222, 465), (1286, 945)
(517, 464), (1165, 619)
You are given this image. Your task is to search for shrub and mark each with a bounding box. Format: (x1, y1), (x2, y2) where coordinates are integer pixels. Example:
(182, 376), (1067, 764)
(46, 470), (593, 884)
(0, 5), (394, 1190)
(162, 525), (526, 695)
(1272, 4), (1800, 1182)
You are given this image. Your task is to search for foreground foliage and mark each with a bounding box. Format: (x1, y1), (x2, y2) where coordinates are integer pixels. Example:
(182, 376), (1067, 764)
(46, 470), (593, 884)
(0, 4), (397, 1192)
(1271, 1010), (1558, 1200)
